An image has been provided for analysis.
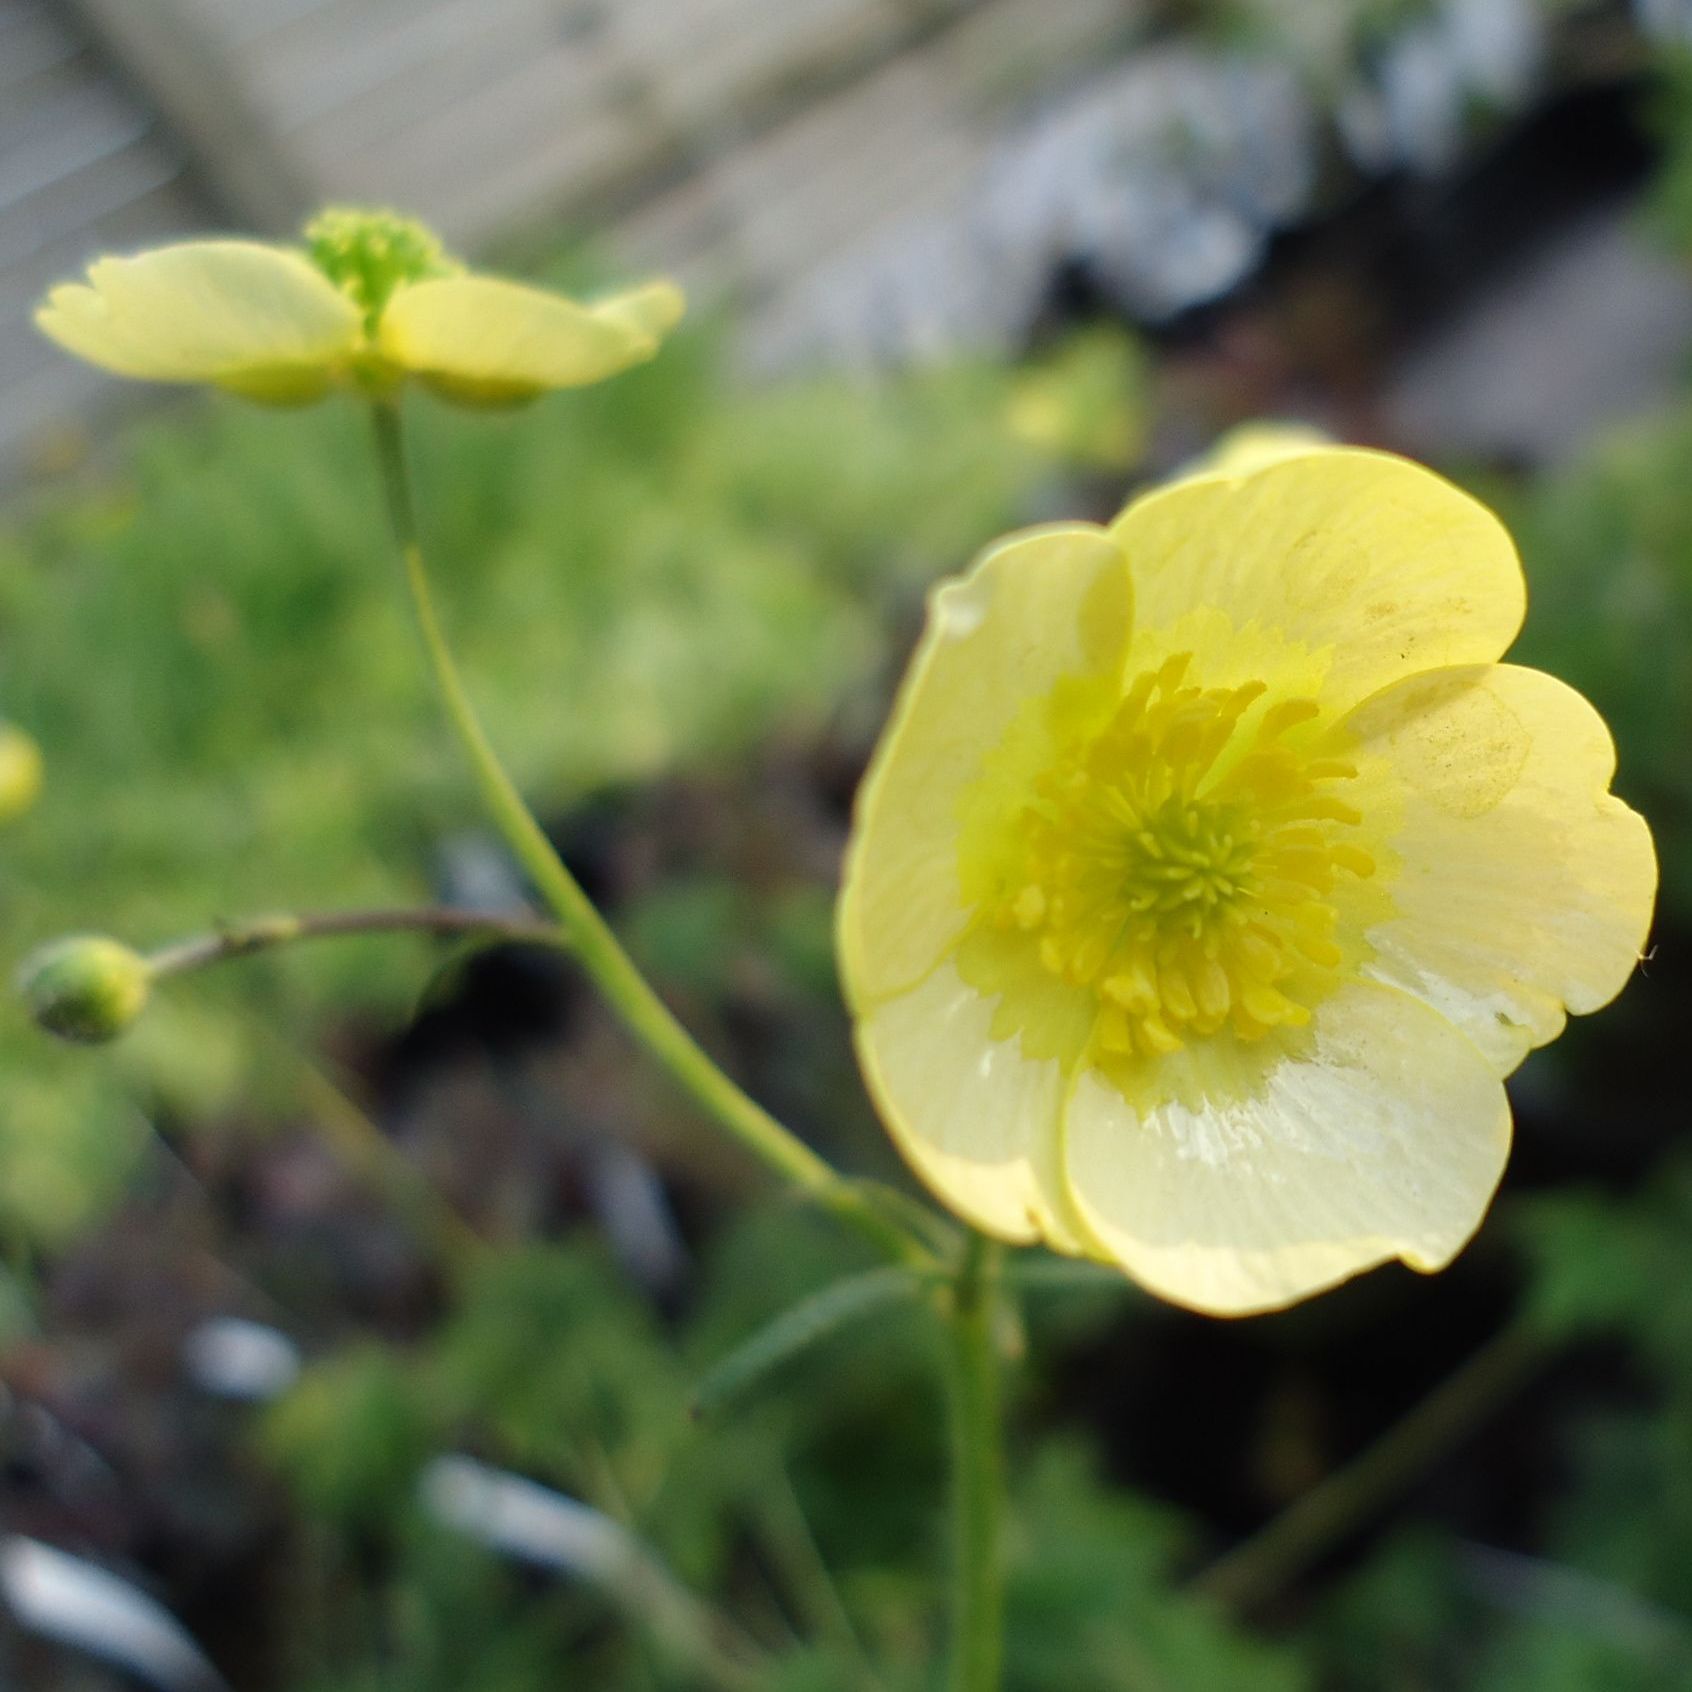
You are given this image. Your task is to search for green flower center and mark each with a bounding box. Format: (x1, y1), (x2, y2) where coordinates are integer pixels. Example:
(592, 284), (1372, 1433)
(303, 207), (460, 330)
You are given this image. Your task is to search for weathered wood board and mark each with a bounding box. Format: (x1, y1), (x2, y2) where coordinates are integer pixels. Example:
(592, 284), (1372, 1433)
(1, 0), (1141, 479)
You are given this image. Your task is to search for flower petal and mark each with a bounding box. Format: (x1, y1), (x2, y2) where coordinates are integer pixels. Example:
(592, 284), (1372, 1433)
(588, 279), (686, 343)
(854, 958), (1095, 1251)
(1110, 447), (1525, 714)
(378, 275), (672, 399)
(34, 241), (359, 394)
(1063, 979), (1511, 1315)
(1342, 663), (1656, 1075)
(837, 524), (1132, 1008)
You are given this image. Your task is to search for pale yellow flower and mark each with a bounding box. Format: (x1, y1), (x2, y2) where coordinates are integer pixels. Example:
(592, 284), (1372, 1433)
(839, 441), (1656, 1315)
(35, 208), (683, 408)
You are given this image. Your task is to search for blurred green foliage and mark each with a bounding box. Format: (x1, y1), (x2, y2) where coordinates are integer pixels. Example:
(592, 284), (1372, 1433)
(1645, 49), (1692, 261)
(1305, 1154), (1692, 1692)
(0, 322), (1064, 1246)
(259, 1216), (1313, 1691)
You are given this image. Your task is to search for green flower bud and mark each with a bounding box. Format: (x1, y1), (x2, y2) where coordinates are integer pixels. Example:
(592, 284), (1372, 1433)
(17, 936), (152, 1044)
(0, 723), (43, 824)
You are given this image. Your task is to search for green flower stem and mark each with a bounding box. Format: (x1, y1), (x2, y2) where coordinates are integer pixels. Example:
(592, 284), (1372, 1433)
(368, 400), (931, 1271)
(1191, 1315), (1545, 1614)
(143, 905), (567, 980)
(944, 1233), (1006, 1692)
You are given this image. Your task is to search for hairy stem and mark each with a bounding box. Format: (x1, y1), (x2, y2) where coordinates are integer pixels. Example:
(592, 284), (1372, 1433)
(944, 1234), (1006, 1692)
(144, 905), (566, 979)
(368, 400), (930, 1271)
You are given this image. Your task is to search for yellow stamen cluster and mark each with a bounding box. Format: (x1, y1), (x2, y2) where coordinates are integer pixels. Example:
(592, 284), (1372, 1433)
(990, 653), (1375, 1057)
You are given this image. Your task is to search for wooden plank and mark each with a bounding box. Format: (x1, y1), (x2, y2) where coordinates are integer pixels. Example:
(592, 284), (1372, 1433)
(608, 0), (1147, 361)
(0, 74), (151, 213)
(0, 51), (107, 150)
(245, 0), (556, 129)
(1, 166), (203, 338)
(931, 0), (1134, 110)
(319, 45), (646, 240)
(174, 0), (338, 49)
(0, 170), (205, 478)
(4, 178), (205, 315)
(609, 0), (903, 126)
(267, 0), (565, 149)
(700, 55), (978, 279)
(242, 0), (931, 239)
(0, 128), (181, 270)
(0, 3), (80, 84)
(1, 0), (1163, 486)
(425, 104), (649, 241)
(54, 0), (315, 230)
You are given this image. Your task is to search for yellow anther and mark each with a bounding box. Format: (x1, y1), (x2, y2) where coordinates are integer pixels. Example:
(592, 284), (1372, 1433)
(1239, 980), (1307, 1028)
(1290, 796), (1364, 826)
(1235, 926), (1285, 978)
(1192, 954), (1233, 1020)
(1103, 960), (1158, 1013)
(1259, 697), (1321, 740)
(1155, 652), (1193, 693)
(1097, 1005), (1136, 1053)
(1139, 1012), (1186, 1054)
(1012, 884), (1047, 929)
(1159, 961), (1198, 1022)
(1295, 933), (1344, 969)
(1330, 844), (1378, 878)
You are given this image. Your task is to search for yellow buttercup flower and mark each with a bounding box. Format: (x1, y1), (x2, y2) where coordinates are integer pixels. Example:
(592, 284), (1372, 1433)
(839, 440), (1656, 1316)
(35, 208), (684, 408)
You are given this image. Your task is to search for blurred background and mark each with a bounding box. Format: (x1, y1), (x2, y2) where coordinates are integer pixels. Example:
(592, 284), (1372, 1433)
(4, 1), (1692, 1687)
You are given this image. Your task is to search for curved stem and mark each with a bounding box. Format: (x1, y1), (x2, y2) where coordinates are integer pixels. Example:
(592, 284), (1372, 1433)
(944, 1233), (1005, 1692)
(144, 905), (567, 980)
(368, 401), (930, 1271)
(1191, 1316), (1544, 1614)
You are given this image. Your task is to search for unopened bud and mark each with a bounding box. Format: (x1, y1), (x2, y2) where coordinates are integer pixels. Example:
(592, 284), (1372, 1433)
(17, 936), (152, 1043)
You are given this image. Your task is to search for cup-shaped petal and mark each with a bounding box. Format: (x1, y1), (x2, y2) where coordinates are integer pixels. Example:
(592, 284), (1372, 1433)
(1111, 447), (1527, 715)
(855, 958), (1095, 1252)
(837, 523), (1133, 1007)
(1063, 980), (1512, 1314)
(1340, 663), (1656, 1074)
